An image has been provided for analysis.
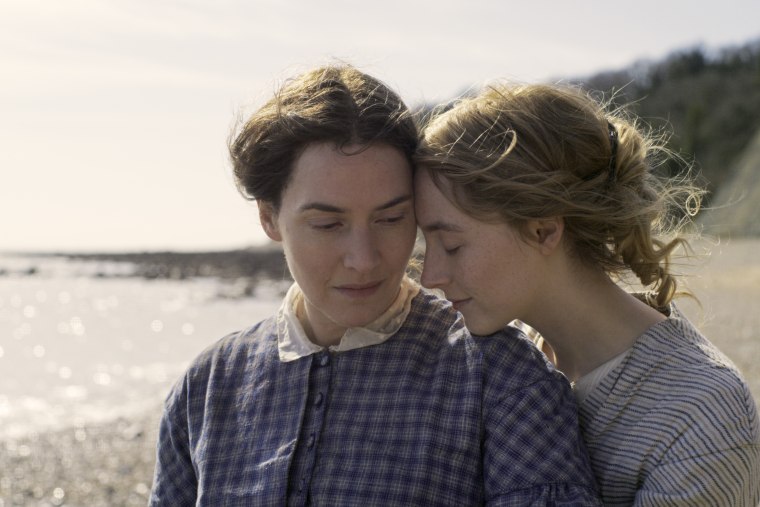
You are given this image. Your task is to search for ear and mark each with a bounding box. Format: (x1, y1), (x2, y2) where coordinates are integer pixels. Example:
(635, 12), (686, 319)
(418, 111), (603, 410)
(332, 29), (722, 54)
(258, 201), (282, 242)
(526, 217), (563, 255)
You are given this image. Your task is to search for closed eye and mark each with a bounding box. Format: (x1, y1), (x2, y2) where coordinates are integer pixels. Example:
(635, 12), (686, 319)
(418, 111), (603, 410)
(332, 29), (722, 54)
(377, 214), (406, 225)
(311, 221), (342, 231)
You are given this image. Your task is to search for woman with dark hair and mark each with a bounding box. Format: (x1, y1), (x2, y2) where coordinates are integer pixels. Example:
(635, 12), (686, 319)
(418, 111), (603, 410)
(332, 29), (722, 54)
(149, 66), (601, 506)
(415, 82), (760, 506)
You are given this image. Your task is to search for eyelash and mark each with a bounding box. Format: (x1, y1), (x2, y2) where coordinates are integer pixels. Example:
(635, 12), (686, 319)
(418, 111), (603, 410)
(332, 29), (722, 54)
(444, 246), (461, 256)
(378, 214), (405, 225)
(310, 214), (406, 231)
(312, 222), (342, 231)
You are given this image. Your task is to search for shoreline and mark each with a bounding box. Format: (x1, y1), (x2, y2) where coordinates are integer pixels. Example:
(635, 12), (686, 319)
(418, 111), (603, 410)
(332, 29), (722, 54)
(4, 246), (290, 282)
(1, 238), (758, 504)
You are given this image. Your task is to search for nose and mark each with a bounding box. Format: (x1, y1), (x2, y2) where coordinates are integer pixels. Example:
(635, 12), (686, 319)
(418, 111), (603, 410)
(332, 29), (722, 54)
(343, 227), (381, 273)
(419, 248), (449, 289)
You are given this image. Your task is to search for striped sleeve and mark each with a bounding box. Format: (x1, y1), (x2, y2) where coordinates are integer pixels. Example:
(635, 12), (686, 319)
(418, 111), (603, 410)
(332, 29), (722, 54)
(635, 446), (760, 506)
(633, 371), (760, 506)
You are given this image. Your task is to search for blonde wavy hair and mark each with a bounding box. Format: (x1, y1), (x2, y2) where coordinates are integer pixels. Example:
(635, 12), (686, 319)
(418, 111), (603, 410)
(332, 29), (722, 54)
(417, 83), (704, 308)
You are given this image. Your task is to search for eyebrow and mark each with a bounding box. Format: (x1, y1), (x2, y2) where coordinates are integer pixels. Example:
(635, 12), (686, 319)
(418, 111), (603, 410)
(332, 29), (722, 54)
(420, 221), (465, 233)
(299, 194), (412, 213)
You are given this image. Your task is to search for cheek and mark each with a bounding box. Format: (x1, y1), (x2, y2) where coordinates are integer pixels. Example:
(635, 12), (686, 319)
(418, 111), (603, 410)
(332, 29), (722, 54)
(282, 238), (332, 281)
(465, 249), (507, 289)
(486, 250), (535, 300)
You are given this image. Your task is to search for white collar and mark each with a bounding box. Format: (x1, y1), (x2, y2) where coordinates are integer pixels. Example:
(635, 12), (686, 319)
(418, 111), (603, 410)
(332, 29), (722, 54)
(276, 276), (420, 362)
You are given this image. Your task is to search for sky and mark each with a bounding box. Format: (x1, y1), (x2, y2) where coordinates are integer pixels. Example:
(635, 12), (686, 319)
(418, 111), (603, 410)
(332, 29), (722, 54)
(3, 0), (759, 252)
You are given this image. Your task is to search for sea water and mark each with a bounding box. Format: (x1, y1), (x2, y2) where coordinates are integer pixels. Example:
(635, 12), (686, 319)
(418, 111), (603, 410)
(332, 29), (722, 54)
(0, 255), (281, 440)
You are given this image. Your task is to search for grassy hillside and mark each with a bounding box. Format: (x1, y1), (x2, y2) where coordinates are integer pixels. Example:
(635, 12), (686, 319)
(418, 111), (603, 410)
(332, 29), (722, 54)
(699, 129), (760, 237)
(580, 39), (760, 199)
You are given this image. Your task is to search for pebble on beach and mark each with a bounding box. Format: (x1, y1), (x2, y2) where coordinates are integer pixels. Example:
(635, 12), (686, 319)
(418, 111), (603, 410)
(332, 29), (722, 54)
(0, 412), (160, 507)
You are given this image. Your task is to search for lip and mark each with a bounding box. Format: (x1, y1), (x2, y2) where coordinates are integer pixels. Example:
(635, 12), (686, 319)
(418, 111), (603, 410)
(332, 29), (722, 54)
(335, 281), (383, 298)
(449, 298), (471, 311)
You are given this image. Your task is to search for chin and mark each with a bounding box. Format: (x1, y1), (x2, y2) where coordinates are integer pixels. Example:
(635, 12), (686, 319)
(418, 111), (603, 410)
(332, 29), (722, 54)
(462, 316), (500, 337)
(340, 308), (386, 329)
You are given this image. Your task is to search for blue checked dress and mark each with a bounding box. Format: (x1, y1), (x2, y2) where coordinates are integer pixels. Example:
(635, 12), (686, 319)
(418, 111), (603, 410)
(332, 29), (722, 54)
(149, 290), (601, 506)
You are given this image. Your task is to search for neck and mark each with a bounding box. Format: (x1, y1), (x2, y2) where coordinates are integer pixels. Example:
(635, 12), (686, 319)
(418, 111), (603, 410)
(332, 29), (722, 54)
(526, 268), (666, 382)
(297, 298), (345, 347)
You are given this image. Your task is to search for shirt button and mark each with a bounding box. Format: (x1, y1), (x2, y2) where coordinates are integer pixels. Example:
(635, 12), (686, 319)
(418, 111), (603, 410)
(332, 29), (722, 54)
(319, 354), (330, 366)
(314, 392), (323, 407)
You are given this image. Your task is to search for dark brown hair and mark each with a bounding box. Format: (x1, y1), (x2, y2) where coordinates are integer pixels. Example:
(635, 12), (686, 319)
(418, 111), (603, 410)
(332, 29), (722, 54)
(229, 64), (418, 210)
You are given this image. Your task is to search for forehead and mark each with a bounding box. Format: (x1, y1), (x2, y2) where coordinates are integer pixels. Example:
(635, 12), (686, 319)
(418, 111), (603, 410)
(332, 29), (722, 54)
(414, 169), (463, 224)
(415, 169), (527, 246)
(282, 142), (412, 209)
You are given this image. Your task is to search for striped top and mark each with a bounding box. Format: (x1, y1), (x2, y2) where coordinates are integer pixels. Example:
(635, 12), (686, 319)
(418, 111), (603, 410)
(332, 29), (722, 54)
(579, 306), (760, 506)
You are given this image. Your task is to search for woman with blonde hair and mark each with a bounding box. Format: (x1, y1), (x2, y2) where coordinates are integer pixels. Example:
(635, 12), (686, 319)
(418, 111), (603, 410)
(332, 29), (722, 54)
(415, 83), (760, 506)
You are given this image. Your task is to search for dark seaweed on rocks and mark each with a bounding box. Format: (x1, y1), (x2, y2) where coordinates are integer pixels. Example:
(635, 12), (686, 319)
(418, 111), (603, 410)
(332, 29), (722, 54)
(62, 246), (290, 281)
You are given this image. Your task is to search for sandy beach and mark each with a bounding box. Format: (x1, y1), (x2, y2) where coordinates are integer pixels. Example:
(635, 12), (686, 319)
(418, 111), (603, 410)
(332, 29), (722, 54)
(1, 238), (758, 506)
(670, 237), (760, 401)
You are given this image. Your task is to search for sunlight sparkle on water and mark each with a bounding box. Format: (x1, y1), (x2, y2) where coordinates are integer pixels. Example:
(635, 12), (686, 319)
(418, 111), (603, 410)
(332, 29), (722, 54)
(0, 255), (282, 439)
(12, 323), (31, 340)
(93, 372), (112, 386)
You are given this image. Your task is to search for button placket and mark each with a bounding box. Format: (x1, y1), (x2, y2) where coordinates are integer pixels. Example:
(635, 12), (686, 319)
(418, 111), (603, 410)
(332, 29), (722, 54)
(287, 351), (332, 504)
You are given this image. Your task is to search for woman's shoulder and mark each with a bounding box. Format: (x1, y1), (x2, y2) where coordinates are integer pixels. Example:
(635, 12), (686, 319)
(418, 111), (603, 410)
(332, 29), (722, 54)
(177, 315), (280, 385)
(402, 291), (564, 385)
(619, 312), (759, 444)
(631, 310), (750, 390)
(401, 288), (464, 338)
(160, 315), (286, 439)
(478, 323), (554, 364)
(476, 324), (571, 398)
